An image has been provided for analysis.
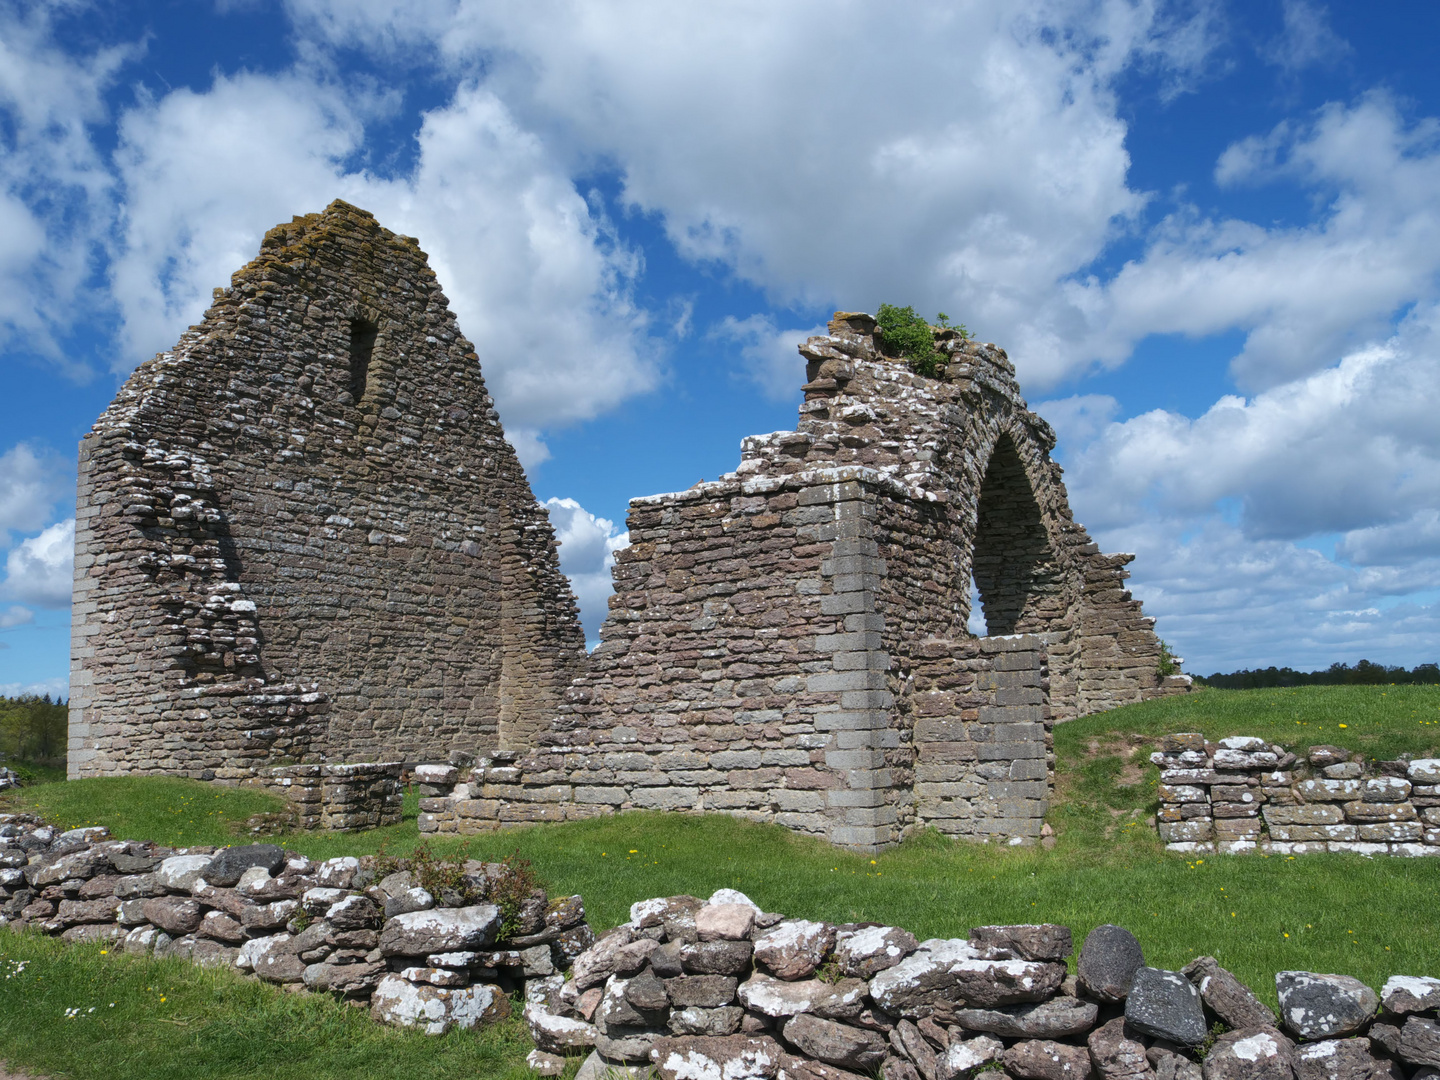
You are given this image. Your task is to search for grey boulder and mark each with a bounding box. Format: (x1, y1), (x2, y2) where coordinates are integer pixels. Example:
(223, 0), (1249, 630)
(941, 1035), (1005, 1080)
(1276, 972), (1378, 1040)
(970, 924), (1074, 962)
(1088, 1017), (1154, 1080)
(680, 939), (755, 976)
(1293, 1039), (1382, 1080)
(738, 973), (867, 1019)
(141, 897), (204, 936)
(832, 924), (918, 979)
(302, 959), (385, 999)
(954, 996), (1099, 1039)
(154, 854), (215, 893)
(378, 904), (501, 957)
(666, 974), (740, 1009)
(1005, 1039), (1095, 1080)
(326, 894), (381, 931)
(783, 1013), (889, 1072)
(370, 973), (509, 1036)
(649, 1035), (785, 1080)
(754, 919), (836, 981)
(953, 956), (1066, 1008)
(1126, 968), (1207, 1045)
(1149, 1046), (1202, 1080)
(1401, 1018), (1440, 1069)
(893, 1019), (938, 1079)
(1382, 976), (1440, 1016)
(243, 934), (307, 984)
(570, 928), (657, 990)
(525, 1002), (599, 1053)
(202, 844), (286, 887)
(669, 1005), (744, 1037)
(1079, 926), (1145, 1002)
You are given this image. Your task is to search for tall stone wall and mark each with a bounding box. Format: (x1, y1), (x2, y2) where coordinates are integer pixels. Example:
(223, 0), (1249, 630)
(69, 201), (586, 781)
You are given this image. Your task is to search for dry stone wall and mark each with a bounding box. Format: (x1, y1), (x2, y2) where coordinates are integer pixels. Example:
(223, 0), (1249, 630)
(10, 811), (1440, 1080)
(68, 201), (585, 783)
(0, 812), (597, 1037)
(524, 887), (1440, 1080)
(1154, 735), (1440, 856)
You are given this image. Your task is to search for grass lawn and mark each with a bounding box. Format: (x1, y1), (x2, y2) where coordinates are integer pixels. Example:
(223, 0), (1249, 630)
(2, 684), (1439, 1078)
(0, 934), (546, 1080)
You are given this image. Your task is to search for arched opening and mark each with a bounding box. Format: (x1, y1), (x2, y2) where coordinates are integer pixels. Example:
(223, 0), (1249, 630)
(970, 434), (1062, 636)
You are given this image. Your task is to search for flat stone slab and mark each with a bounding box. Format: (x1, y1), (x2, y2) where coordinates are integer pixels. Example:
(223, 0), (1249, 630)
(378, 904), (501, 957)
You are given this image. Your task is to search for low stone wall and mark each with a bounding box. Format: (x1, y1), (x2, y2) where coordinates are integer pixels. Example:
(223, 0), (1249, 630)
(1154, 735), (1440, 855)
(526, 888), (1440, 1080)
(412, 635), (1054, 850)
(0, 813), (595, 1036)
(238, 761), (404, 831)
(5, 811), (1440, 1079)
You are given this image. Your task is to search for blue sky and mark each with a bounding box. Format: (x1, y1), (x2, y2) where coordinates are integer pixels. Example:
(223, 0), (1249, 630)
(3, 0), (1440, 695)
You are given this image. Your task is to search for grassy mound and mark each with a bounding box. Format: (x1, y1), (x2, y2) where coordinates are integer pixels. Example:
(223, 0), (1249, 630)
(2, 685), (1438, 1078)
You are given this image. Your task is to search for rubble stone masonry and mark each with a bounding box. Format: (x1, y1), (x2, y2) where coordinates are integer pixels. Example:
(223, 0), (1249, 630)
(416, 312), (1187, 849)
(68, 200), (586, 782)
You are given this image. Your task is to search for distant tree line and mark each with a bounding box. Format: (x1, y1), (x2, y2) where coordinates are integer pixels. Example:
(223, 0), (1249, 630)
(0, 694), (67, 764)
(1197, 660), (1440, 690)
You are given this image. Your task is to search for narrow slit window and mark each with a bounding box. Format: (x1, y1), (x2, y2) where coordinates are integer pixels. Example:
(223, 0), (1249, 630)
(349, 319), (377, 402)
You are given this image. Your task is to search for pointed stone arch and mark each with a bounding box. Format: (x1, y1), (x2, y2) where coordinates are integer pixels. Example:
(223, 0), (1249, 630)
(970, 432), (1068, 637)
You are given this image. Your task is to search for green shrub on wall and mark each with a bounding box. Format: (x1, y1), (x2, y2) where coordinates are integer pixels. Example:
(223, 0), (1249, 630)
(876, 303), (966, 377)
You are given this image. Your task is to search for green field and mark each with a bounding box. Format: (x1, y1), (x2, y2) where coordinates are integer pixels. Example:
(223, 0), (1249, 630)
(2, 684), (1439, 1079)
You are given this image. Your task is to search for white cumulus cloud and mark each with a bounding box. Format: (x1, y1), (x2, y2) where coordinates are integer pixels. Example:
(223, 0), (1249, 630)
(0, 443), (67, 544)
(711, 316), (826, 402)
(1077, 92), (1440, 391)
(108, 69), (659, 462)
(3, 519), (75, 608)
(544, 496), (628, 646)
(282, 0), (1227, 388)
(0, 1), (134, 374)
(1058, 301), (1440, 671)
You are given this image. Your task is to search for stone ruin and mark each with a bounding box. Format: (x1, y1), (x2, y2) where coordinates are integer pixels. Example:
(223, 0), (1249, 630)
(68, 201), (586, 792)
(69, 201), (1188, 848)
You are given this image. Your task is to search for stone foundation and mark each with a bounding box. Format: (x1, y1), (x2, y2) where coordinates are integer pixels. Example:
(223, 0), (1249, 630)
(1155, 734), (1440, 855)
(240, 762), (404, 831)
